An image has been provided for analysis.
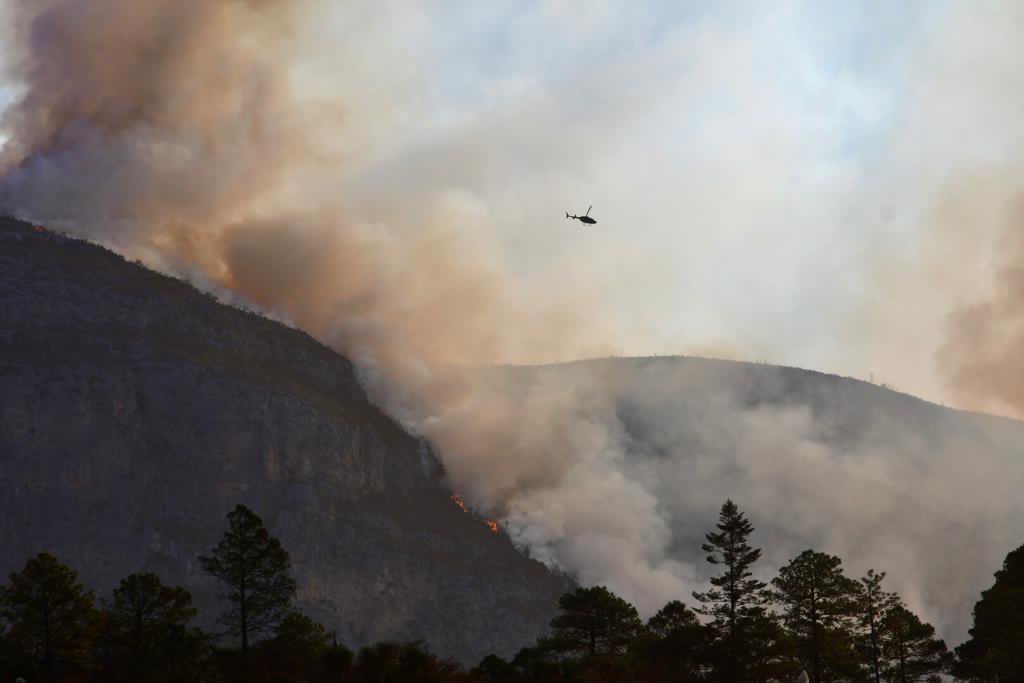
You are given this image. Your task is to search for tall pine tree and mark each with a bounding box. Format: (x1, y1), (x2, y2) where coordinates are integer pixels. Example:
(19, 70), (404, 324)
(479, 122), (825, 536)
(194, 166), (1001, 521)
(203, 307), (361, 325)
(200, 504), (296, 682)
(855, 569), (899, 683)
(693, 500), (769, 681)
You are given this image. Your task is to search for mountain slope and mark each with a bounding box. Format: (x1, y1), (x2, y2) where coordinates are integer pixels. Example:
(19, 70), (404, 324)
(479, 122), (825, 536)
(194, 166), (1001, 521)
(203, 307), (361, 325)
(486, 356), (1024, 643)
(0, 216), (567, 663)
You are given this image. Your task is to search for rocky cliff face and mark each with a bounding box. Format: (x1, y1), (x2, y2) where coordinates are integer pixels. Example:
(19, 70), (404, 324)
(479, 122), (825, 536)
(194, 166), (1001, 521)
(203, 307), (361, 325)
(0, 216), (567, 663)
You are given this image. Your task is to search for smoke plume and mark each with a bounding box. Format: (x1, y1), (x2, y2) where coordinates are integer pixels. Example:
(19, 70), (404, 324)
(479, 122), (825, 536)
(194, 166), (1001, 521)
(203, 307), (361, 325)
(859, 1), (1024, 419)
(0, 0), (655, 611)
(0, 0), (610, 378)
(940, 204), (1024, 417)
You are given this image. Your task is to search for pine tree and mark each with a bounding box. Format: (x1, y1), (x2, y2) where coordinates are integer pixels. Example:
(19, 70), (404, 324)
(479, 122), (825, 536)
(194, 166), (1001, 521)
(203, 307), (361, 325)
(692, 499), (769, 681)
(855, 569), (899, 683)
(545, 586), (644, 658)
(647, 600), (700, 638)
(771, 550), (859, 683)
(200, 504), (296, 682)
(744, 611), (800, 683)
(954, 543), (1024, 680)
(879, 604), (950, 682)
(637, 600), (710, 681)
(0, 553), (97, 683)
(262, 611), (331, 680)
(101, 573), (200, 682)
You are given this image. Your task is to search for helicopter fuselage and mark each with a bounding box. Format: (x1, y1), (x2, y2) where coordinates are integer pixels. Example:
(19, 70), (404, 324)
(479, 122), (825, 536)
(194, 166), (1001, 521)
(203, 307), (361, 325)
(567, 212), (597, 224)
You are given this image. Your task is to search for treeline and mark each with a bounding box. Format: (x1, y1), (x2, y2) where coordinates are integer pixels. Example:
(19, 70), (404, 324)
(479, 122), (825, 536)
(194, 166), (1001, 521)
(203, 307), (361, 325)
(1, 501), (1021, 682)
(479, 501), (952, 683)
(0, 505), (356, 683)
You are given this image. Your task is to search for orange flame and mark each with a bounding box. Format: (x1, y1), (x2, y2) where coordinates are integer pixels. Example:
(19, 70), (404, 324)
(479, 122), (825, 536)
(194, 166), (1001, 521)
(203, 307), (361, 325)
(451, 493), (469, 513)
(452, 494), (500, 534)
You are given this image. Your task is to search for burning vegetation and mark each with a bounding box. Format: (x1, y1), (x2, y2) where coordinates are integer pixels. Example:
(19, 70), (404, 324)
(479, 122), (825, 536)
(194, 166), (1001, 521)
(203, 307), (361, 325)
(451, 494), (500, 534)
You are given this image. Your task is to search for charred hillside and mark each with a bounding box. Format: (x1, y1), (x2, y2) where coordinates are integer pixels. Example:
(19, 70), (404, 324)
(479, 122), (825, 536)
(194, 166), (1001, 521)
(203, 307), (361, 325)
(0, 216), (567, 664)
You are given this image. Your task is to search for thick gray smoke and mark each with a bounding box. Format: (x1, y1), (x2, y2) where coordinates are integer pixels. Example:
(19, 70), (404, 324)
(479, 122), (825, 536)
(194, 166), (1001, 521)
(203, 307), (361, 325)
(458, 358), (1024, 640)
(2, 0), (1024, 648)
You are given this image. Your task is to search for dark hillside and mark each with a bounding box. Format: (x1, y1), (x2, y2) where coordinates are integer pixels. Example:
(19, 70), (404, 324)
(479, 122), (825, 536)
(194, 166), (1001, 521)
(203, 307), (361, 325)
(0, 216), (567, 663)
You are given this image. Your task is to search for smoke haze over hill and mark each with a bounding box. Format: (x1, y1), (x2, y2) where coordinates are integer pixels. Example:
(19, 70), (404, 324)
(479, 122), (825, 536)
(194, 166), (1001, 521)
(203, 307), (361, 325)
(3, 0), (1024, 647)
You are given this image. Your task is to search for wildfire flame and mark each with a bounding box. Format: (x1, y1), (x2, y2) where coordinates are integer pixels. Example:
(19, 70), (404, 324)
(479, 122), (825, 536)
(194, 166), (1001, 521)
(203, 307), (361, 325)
(452, 494), (500, 534)
(450, 493), (469, 514)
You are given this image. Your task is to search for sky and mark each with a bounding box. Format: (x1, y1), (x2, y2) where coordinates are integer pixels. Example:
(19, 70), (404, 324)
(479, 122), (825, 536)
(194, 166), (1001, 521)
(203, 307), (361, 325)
(297, 0), (982, 406)
(0, 0), (1017, 409)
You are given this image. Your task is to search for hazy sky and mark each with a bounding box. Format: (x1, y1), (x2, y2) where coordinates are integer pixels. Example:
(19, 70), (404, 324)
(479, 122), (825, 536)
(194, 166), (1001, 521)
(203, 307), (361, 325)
(0, 0), (1015, 408)
(307, 0), (987, 405)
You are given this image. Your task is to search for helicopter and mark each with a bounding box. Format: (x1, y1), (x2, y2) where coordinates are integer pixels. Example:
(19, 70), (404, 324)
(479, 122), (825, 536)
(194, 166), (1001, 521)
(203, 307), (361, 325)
(566, 205), (597, 225)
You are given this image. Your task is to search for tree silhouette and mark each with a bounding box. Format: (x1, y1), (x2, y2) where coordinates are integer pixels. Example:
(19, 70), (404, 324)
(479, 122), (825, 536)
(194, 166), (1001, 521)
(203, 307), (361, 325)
(955, 543), (1024, 680)
(545, 586), (643, 658)
(200, 504), (296, 682)
(771, 550), (859, 683)
(742, 611), (799, 683)
(693, 499), (768, 681)
(324, 637), (355, 682)
(353, 641), (462, 683)
(262, 610), (331, 681)
(647, 600), (700, 638)
(509, 645), (562, 682)
(879, 604), (950, 682)
(854, 569), (899, 683)
(474, 653), (519, 682)
(101, 572), (200, 682)
(636, 600), (709, 681)
(0, 553), (96, 683)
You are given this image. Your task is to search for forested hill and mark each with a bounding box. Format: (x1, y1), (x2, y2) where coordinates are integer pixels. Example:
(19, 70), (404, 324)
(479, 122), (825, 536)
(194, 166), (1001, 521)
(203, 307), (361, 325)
(0, 216), (568, 664)
(482, 355), (1024, 644)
